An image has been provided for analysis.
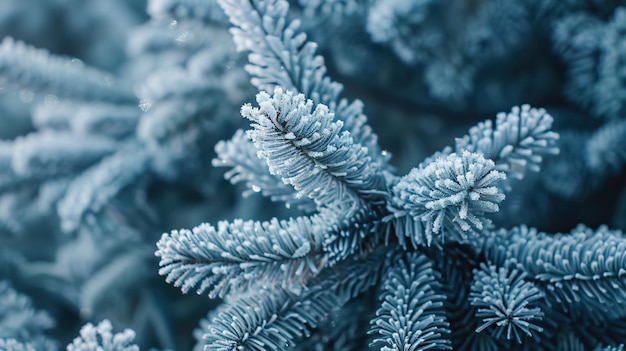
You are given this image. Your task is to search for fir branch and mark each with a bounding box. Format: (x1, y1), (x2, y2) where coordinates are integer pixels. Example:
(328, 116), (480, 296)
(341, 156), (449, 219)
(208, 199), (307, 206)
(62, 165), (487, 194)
(202, 286), (338, 351)
(217, 0), (387, 166)
(0, 281), (56, 351)
(556, 333), (585, 351)
(57, 146), (152, 232)
(200, 248), (383, 350)
(289, 297), (370, 351)
(0, 339), (36, 351)
(67, 320), (139, 351)
(242, 87), (387, 213)
(33, 102), (141, 138)
(0, 38), (133, 102)
(155, 216), (326, 298)
(454, 104), (559, 184)
(388, 151), (506, 247)
(585, 118), (626, 174)
(552, 9), (626, 119)
(0, 142), (26, 192)
(486, 225), (626, 323)
(11, 132), (117, 178)
(320, 206), (384, 267)
(470, 262), (544, 344)
(217, 0), (342, 102)
(369, 251), (452, 351)
(313, 245), (386, 304)
(425, 244), (486, 350)
(137, 67), (220, 103)
(31, 102), (73, 130)
(71, 104), (141, 138)
(551, 12), (603, 116)
(79, 250), (150, 318)
(212, 129), (316, 212)
(366, 0), (436, 65)
(136, 97), (216, 147)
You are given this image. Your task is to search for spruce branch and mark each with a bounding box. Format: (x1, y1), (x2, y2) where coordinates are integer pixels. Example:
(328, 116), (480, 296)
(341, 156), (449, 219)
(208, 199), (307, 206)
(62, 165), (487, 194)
(213, 129), (316, 212)
(156, 216), (326, 298)
(454, 104), (559, 185)
(57, 146), (152, 232)
(217, 0), (387, 166)
(66, 320), (139, 351)
(11, 132), (117, 178)
(200, 248), (384, 350)
(485, 225), (626, 323)
(470, 262), (544, 344)
(242, 87), (386, 214)
(388, 151), (506, 247)
(0, 38), (133, 102)
(369, 251), (452, 351)
(0, 339), (36, 351)
(202, 287), (338, 351)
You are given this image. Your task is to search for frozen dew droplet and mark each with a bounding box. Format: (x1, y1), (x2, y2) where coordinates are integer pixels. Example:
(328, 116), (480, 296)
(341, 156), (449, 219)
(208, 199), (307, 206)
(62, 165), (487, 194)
(69, 58), (84, 67)
(251, 185), (261, 193)
(139, 99), (152, 112)
(381, 150), (388, 156)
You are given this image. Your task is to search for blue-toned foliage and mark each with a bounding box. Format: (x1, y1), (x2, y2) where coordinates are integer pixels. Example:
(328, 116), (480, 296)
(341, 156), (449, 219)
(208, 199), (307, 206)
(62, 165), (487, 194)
(0, 281), (56, 351)
(599, 346), (625, 351)
(213, 129), (317, 211)
(0, 38), (133, 102)
(155, 1), (566, 350)
(67, 320), (139, 351)
(198, 247), (385, 350)
(202, 286), (338, 350)
(366, 0), (436, 65)
(388, 151), (506, 247)
(369, 251), (451, 351)
(298, 0), (366, 19)
(242, 87), (387, 213)
(552, 7), (626, 120)
(454, 105), (560, 185)
(364, 0), (534, 105)
(218, 0), (388, 166)
(485, 225), (626, 323)
(0, 339), (36, 351)
(1, 0), (626, 349)
(148, 0), (229, 24)
(156, 216), (326, 297)
(585, 118), (626, 175)
(470, 263), (544, 344)
(12, 132), (118, 177)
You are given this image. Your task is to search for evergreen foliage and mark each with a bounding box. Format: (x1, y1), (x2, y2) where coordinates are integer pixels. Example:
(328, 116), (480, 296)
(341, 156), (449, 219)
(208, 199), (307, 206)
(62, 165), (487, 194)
(0, 281), (56, 351)
(1, 0), (626, 350)
(66, 320), (139, 351)
(469, 263), (544, 344)
(369, 251), (451, 351)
